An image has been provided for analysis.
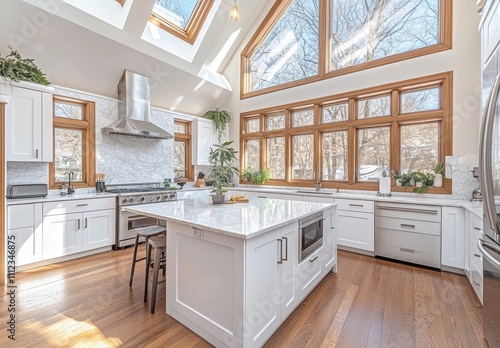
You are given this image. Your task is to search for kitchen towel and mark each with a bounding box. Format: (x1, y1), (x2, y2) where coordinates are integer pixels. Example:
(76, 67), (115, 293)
(379, 177), (391, 194)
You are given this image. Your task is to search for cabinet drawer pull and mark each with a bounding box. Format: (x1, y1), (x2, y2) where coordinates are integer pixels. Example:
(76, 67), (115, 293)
(473, 280), (481, 286)
(349, 204), (364, 207)
(400, 247), (416, 254)
(258, 196), (267, 199)
(35, 149), (39, 158)
(400, 224), (416, 228)
(277, 238), (283, 264)
(309, 256), (318, 263)
(377, 206), (438, 214)
(473, 227), (482, 231)
(77, 219), (80, 230)
(84, 218), (88, 228)
(76, 204), (89, 207)
(474, 253), (481, 258)
(282, 237), (288, 261)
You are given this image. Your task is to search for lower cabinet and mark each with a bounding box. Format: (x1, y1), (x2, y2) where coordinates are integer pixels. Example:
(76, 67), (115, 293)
(7, 203), (43, 266)
(468, 213), (484, 304)
(336, 199), (374, 253)
(441, 207), (465, 269)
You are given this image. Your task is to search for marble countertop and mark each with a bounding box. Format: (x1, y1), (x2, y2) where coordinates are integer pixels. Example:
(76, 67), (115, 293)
(231, 187), (484, 219)
(6, 192), (117, 205)
(122, 197), (336, 239)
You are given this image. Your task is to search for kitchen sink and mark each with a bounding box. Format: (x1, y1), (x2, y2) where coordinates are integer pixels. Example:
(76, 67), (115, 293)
(295, 190), (335, 195)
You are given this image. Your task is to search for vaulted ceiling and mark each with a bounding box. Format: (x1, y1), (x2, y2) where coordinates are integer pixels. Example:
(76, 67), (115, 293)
(0, 0), (273, 115)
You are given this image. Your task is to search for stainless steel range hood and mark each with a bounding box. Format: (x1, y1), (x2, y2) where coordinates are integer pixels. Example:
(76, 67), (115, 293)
(102, 70), (173, 139)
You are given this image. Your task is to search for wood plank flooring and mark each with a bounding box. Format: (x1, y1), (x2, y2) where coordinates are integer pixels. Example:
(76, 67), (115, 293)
(0, 249), (487, 347)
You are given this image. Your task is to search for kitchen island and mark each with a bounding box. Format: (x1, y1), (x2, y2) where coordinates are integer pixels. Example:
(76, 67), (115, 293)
(122, 197), (336, 348)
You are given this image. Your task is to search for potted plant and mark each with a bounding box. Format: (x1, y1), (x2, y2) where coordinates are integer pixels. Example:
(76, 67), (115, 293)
(0, 47), (50, 85)
(433, 161), (444, 187)
(391, 170), (402, 186)
(203, 107), (232, 144)
(411, 171), (434, 194)
(208, 141), (239, 204)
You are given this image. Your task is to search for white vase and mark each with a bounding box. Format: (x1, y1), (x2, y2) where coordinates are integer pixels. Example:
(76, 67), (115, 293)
(433, 173), (443, 187)
(396, 179), (402, 186)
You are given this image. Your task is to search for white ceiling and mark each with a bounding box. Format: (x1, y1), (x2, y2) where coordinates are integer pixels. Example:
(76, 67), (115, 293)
(0, 0), (272, 115)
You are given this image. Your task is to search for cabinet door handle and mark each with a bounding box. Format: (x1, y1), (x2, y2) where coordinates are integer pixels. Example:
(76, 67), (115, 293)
(309, 256), (319, 263)
(474, 253), (481, 258)
(473, 227), (482, 231)
(473, 280), (481, 286)
(77, 204), (89, 207)
(376, 206), (438, 214)
(77, 219), (80, 230)
(282, 237), (288, 261)
(400, 247), (416, 254)
(349, 204), (364, 207)
(84, 218), (88, 228)
(400, 224), (416, 228)
(277, 238), (283, 264)
(35, 149), (39, 158)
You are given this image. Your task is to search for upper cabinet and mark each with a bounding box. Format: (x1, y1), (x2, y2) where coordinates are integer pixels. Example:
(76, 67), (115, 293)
(0, 82), (53, 162)
(192, 117), (215, 166)
(480, 0), (500, 64)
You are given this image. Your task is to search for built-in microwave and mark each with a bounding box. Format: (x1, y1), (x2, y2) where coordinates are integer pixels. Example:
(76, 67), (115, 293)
(299, 211), (324, 262)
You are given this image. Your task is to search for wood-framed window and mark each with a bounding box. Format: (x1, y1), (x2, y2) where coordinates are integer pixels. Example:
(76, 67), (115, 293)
(149, 0), (215, 45)
(241, 0), (452, 98)
(174, 119), (193, 181)
(49, 96), (95, 189)
(240, 71), (453, 194)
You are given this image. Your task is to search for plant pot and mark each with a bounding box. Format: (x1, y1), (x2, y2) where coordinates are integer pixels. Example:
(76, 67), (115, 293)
(416, 182), (423, 188)
(395, 179), (402, 186)
(433, 173), (443, 187)
(211, 194), (225, 204)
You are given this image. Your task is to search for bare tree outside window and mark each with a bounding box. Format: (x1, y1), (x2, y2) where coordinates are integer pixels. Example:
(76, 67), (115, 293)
(54, 128), (83, 182)
(54, 102), (83, 120)
(322, 131), (348, 180)
(174, 140), (186, 178)
(401, 87), (440, 113)
(251, 0), (319, 91)
(358, 95), (391, 118)
(400, 123), (439, 173)
(246, 118), (260, 133)
(245, 139), (260, 169)
(266, 114), (286, 130)
(292, 134), (314, 179)
(331, 0), (439, 70)
(152, 0), (198, 29)
(358, 127), (390, 181)
(322, 102), (348, 123)
(292, 108), (314, 127)
(267, 137), (286, 179)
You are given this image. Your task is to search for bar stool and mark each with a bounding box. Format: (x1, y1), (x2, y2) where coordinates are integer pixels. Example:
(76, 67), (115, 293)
(145, 235), (166, 314)
(129, 225), (166, 288)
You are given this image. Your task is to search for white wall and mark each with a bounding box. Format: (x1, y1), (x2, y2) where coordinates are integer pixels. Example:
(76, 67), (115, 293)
(222, 0), (482, 157)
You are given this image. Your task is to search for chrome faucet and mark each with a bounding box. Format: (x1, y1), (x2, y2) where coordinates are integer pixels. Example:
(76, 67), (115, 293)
(64, 171), (75, 195)
(336, 185), (340, 193)
(314, 181), (322, 191)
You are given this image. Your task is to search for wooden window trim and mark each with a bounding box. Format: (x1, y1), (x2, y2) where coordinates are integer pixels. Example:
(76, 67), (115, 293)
(149, 0), (214, 45)
(49, 96), (95, 190)
(240, 72), (453, 194)
(174, 120), (194, 181)
(240, 0), (452, 99)
(115, 0), (126, 6)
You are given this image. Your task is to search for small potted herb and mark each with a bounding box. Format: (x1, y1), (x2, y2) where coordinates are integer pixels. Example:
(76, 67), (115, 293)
(433, 162), (444, 187)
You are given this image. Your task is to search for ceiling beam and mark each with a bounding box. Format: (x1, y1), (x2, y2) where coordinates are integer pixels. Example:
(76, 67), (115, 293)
(123, 0), (156, 37)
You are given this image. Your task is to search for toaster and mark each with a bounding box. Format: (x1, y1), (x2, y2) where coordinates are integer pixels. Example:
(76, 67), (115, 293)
(7, 184), (48, 199)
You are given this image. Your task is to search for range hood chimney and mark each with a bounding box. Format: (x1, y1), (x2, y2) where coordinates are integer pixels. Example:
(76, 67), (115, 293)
(102, 70), (173, 139)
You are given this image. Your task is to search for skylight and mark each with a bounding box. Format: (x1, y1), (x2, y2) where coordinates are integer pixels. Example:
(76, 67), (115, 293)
(149, 0), (214, 44)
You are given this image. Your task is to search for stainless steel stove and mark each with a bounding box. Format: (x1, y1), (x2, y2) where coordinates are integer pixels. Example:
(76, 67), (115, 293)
(107, 183), (177, 248)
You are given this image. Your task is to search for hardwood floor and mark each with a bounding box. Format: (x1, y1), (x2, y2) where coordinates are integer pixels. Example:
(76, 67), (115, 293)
(0, 249), (487, 347)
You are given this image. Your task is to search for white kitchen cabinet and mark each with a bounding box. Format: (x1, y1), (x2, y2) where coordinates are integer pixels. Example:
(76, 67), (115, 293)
(481, 0), (500, 64)
(244, 191), (301, 201)
(441, 207), (465, 269)
(1, 82), (53, 162)
(42, 197), (115, 259)
(322, 207), (337, 273)
(192, 117), (215, 165)
(7, 203), (43, 266)
(468, 213), (484, 304)
(336, 199), (374, 253)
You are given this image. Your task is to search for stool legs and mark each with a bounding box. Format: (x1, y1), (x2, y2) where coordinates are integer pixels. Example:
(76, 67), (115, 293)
(144, 241), (152, 302)
(150, 247), (163, 314)
(129, 234), (141, 287)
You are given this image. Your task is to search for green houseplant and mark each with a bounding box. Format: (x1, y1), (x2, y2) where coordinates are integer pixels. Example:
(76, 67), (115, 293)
(203, 107), (232, 143)
(433, 161), (444, 187)
(242, 167), (271, 185)
(0, 47), (50, 85)
(208, 141), (239, 204)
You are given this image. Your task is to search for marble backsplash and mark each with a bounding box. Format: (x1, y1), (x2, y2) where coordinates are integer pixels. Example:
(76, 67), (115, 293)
(7, 85), (179, 188)
(446, 155), (479, 200)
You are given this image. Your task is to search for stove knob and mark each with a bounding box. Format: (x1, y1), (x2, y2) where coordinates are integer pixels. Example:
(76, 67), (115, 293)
(129, 197), (135, 204)
(122, 197), (128, 204)
(156, 195), (161, 201)
(163, 194), (169, 200)
(169, 193), (176, 199)
(140, 196), (145, 202)
(149, 196), (155, 202)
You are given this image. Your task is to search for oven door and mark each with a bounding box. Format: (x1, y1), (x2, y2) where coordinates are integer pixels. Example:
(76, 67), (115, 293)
(117, 208), (161, 248)
(299, 212), (324, 262)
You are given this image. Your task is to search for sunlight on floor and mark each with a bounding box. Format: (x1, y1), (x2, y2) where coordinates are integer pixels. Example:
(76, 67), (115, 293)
(26, 315), (122, 347)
